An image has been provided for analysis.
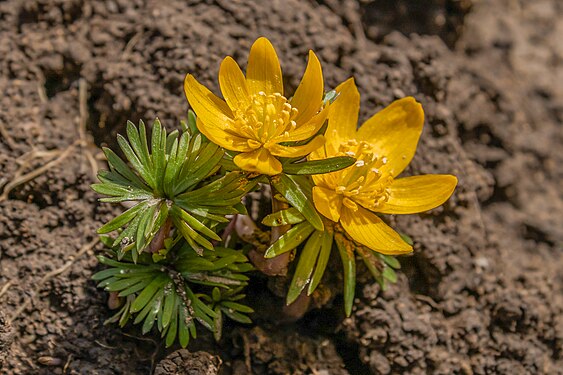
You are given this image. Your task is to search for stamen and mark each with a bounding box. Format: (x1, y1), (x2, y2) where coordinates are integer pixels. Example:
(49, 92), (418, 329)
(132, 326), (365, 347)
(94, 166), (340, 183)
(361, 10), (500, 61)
(247, 139), (262, 149)
(343, 198), (358, 211)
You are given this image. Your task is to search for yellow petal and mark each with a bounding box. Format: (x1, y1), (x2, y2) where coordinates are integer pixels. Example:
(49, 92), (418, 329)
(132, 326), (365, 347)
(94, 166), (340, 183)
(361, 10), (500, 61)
(312, 186), (342, 222)
(290, 50), (324, 125)
(377, 174), (457, 214)
(357, 97), (424, 177)
(246, 37), (283, 96)
(184, 74), (233, 129)
(233, 147), (283, 175)
(277, 104), (329, 143)
(325, 78), (360, 154)
(268, 135), (325, 158)
(340, 206), (412, 255)
(219, 56), (251, 110)
(196, 119), (252, 152)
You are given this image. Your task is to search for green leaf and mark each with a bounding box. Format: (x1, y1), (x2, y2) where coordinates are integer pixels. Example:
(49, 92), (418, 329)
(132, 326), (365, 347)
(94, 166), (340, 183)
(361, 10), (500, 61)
(283, 156), (355, 175)
(399, 232), (414, 246)
(264, 221), (315, 258)
(127, 121), (152, 177)
(98, 202), (146, 234)
(92, 268), (122, 281)
(187, 110), (199, 135)
(178, 306), (191, 348)
(336, 236), (356, 317)
(118, 278), (154, 297)
(135, 203), (158, 253)
(382, 254), (401, 269)
(117, 134), (153, 189)
(97, 276), (119, 289)
(308, 230), (333, 295)
(218, 157), (238, 171)
(170, 206), (221, 241)
(102, 148), (148, 189)
(270, 174), (323, 231)
(166, 130), (180, 154)
(97, 255), (152, 270)
(165, 300), (179, 347)
(106, 277), (146, 292)
(287, 231), (322, 305)
(357, 247), (385, 288)
(222, 309), (252, 324)
(142, 289), (163, 334)
(221, 301), (254, 314)
(163, 132), (190, 196)
(130, 274), (169, 313)
(173, 217), (214, 251)
(382, 267), (398, 283)
(213, 308), (223, 341)
(92, 181), (153, 202)
(262, 207), (305, 227)
(151, 119), (167, 192)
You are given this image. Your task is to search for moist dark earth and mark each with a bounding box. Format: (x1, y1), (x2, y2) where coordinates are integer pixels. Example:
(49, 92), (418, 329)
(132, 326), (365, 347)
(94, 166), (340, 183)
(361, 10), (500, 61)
(0, 0), (562, 374)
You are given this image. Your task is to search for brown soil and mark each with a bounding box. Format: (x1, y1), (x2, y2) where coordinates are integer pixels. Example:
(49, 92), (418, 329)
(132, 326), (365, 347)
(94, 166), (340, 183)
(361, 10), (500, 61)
(1, 0), (561, 374)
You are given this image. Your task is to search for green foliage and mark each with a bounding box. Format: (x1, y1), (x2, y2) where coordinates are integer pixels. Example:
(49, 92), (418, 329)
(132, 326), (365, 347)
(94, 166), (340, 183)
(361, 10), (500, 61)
(92, 113), (407, 349)
(282, 156), (355, 175)
(264, 221), (402, 316)
(200, 286), (254, 340)
(269, 174), (324, 231)
(92, 120), (255, 348)
(93, 241), (253, 348)
(92, 120), (255, 258)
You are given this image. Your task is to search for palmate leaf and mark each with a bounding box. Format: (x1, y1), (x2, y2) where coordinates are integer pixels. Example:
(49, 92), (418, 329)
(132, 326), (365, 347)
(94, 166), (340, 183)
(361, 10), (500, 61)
(357, 247), (401, 291)
(94, 120), (254, 256)
(201, 286), (253, 340)
(94, 239), (254, 347)
(94, 256), (217, 348)
(175, 244), (253, 288)
(174, 171), (257, 221)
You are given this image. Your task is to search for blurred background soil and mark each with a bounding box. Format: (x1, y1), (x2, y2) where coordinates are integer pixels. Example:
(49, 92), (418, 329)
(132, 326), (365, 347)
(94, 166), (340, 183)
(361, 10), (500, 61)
(0, 0), (561, 374)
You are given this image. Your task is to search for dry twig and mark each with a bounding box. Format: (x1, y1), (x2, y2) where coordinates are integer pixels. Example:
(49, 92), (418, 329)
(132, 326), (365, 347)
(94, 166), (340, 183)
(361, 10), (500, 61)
(0, 141), (80, 202)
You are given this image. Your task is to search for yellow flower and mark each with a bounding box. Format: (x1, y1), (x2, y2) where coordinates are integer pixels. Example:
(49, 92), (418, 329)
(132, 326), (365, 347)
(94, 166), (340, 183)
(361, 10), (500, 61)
(184, 37), (328, 176)
(310, 78), (457, 255)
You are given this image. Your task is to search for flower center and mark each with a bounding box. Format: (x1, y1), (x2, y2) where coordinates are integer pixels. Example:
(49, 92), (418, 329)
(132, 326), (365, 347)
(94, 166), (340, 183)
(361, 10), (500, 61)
(332, 139), (393, 212)
(232, 91), (299, 150)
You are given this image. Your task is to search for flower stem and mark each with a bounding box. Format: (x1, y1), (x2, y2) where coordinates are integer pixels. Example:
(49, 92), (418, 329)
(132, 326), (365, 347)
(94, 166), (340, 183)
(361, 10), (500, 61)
(247, 185), (292, 276)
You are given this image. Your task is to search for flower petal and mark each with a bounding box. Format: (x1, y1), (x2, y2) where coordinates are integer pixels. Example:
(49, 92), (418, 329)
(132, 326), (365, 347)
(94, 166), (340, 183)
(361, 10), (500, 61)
(377, 174), (457, 214)
(219, 56), (251, 110)
(290, 50), (324, 125)
(325, 78), (360, 154)
(340, 206), (412, 255)
(268, 135), (325, 158)
(233, 147), (283, 175)
(184, 74), (233, 129)
(246, 37), (283, 96)
(277, 104), (329, 143)
(196, 119), (252, 152)
(357, 97), (424, 177)
(312, 186), (342, 222)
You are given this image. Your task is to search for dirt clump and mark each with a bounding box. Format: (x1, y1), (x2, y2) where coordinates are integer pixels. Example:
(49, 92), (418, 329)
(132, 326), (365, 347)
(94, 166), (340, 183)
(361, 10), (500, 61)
(154, 350), (221, 375)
